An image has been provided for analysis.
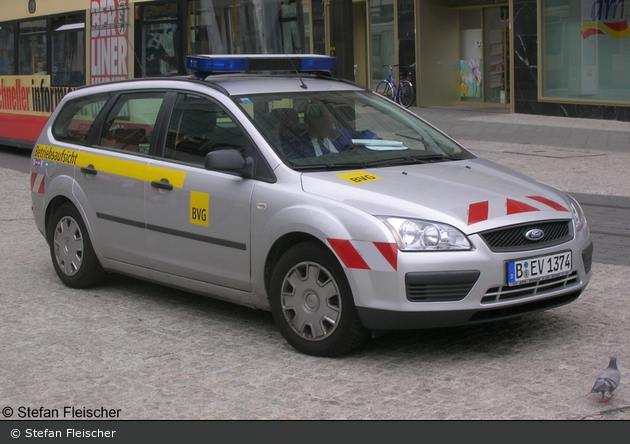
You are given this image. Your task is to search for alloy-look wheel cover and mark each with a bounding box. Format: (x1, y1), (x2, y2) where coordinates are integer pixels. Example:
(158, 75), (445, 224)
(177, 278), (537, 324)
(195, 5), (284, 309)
(53, 216), (84, 276)
(280, 261), (342, 341)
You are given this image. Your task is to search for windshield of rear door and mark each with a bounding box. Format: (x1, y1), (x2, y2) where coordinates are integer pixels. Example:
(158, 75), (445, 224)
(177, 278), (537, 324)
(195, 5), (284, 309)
(233, 90), (476, 171)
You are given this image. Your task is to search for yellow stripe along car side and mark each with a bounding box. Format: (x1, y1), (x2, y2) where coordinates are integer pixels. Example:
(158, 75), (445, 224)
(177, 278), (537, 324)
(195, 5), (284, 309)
(34, 144), (187, 189)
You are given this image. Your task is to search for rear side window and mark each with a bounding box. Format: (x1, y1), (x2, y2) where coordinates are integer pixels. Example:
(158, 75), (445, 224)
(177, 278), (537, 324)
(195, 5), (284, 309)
(99, 92), (166, 154)
(52, 93), (110, 144)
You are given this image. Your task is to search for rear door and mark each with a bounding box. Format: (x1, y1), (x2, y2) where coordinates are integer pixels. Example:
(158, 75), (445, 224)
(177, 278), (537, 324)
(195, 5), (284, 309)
(145, 93), (254, 290)
(75, 91), (167, 268)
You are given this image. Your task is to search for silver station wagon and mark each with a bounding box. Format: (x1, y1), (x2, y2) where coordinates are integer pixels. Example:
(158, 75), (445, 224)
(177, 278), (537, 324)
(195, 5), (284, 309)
(30, 55), (593, 356)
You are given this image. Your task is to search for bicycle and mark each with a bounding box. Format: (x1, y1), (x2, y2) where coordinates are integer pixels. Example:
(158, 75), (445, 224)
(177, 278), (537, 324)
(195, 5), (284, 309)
(375, 64), (414, 108)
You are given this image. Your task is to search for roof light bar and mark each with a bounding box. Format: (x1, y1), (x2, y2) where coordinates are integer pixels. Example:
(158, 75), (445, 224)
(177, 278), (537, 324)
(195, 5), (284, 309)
(186, 54), (337, 78)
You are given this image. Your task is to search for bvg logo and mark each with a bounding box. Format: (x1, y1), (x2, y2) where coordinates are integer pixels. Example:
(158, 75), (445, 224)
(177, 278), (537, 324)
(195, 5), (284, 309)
(582, 0), (629, 39)
(337, 171), (382, 185)
(190, 191), (210, 226)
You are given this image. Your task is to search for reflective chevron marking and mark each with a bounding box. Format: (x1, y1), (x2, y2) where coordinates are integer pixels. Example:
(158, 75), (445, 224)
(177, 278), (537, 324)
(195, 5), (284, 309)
(327, 239), (398, 271)
(466, 196), (569, 225)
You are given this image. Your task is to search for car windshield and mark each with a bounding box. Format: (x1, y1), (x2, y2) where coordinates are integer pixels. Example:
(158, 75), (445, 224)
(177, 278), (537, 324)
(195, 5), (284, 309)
(233, 90), (475, 170)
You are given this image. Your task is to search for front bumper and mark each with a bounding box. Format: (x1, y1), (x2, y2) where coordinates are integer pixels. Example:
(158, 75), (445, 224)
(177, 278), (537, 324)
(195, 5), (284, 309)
(346, 228), (593, 330)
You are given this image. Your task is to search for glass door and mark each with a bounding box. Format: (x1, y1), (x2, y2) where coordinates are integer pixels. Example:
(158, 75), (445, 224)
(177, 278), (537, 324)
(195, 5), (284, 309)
(483, 6), (510, 105)
(459, 9), (482, 102)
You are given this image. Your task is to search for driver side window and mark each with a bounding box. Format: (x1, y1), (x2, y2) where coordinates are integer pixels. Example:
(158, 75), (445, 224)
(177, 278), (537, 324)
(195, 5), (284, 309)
(165, 93), (245, 166)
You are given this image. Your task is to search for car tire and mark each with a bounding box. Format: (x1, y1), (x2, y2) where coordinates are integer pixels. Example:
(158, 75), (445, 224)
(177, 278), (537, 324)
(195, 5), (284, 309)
(269, 241), (369, 357)
(46, 202), (107, 289)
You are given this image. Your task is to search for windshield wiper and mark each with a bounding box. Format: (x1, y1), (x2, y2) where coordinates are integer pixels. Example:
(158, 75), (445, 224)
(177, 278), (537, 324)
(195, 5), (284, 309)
(363, 156), (424, 167)
(291, 162), (366, 171)
(364, 154), (461, 168)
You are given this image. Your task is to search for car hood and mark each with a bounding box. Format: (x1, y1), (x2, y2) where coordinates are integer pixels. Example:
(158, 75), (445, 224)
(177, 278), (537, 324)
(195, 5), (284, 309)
(300, 158), (573, 234)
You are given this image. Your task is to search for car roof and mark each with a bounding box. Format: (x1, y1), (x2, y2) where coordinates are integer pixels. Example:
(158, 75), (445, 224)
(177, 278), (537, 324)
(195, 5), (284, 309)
(68, 73), (366, 100)
(201, 74), (367, 95)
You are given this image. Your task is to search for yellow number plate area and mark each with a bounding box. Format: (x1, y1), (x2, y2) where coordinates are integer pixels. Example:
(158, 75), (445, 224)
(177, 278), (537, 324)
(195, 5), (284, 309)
(34, 145), (187, 189)
(336, 171), (382, 184)
(190, 191), (210, 226)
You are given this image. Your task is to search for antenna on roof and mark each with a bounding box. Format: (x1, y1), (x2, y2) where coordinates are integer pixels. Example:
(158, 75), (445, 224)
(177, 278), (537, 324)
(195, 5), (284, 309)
(286, 55), (308, 89)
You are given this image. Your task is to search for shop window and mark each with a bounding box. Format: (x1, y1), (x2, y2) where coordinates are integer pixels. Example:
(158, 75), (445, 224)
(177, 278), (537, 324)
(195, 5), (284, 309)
(369, 0), (395, 90)
(541, 0), (630, 102)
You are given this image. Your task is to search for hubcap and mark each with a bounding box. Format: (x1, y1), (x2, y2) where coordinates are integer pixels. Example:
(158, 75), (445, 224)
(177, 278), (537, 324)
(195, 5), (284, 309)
(281, 261), (341, 341)
(53, 216), (84, 276)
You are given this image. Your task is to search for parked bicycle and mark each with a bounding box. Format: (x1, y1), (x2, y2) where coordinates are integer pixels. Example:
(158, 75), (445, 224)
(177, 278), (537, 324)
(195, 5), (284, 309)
(375, 64), (414, 108)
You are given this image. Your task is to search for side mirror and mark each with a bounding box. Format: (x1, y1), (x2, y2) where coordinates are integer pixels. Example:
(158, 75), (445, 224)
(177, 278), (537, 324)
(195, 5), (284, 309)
(204, 149), (254, 179)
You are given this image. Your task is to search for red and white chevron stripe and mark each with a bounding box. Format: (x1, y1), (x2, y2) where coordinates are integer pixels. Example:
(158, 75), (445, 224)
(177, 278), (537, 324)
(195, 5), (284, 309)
(467, 195), (569, 225)
(327, 239), (398, 271)
(30, 173), (45, 194)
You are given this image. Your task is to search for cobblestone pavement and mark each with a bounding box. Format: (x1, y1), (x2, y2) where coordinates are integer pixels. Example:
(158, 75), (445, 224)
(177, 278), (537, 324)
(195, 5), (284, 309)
(1, 107), (629, 420)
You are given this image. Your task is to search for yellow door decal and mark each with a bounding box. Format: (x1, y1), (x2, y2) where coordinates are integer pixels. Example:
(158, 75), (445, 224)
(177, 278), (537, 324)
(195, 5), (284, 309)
(190, 191), (210, 226)
(33, 144), (187, 188)
(336, 171), (382, 184)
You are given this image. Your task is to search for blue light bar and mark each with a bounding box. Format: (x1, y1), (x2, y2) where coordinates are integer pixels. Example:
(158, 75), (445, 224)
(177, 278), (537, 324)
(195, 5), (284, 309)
(186, 54), (337, 77)
(186, 56), (250, 73)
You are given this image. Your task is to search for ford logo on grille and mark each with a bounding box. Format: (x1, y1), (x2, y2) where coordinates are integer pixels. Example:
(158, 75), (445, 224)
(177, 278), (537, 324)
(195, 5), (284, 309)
(525, 229), (545, 241)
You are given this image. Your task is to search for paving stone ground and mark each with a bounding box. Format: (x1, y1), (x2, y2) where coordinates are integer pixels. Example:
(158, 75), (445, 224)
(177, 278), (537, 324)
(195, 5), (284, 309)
(1, 107), (629, 420)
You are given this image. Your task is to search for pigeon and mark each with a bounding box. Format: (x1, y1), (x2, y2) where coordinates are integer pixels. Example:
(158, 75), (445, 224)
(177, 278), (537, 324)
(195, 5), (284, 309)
(591, 357), (621, 403)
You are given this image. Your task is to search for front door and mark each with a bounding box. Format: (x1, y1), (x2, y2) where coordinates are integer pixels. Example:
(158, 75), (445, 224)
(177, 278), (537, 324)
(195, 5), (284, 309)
(145, 93), (253, 291)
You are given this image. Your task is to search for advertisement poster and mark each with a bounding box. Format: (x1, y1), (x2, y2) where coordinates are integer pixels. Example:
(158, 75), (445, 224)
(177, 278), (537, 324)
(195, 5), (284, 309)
(90, 0), (130, 84)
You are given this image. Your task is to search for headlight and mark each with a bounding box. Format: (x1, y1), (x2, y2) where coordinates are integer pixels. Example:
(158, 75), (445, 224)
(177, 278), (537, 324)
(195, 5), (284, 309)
(378, 217), (471, 251)
(567, 194), (587, 232)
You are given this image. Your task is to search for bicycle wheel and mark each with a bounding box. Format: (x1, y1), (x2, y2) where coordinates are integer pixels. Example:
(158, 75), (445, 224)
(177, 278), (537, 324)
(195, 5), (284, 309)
(399, 81), (414, 108)
(375, 81), (394, 101)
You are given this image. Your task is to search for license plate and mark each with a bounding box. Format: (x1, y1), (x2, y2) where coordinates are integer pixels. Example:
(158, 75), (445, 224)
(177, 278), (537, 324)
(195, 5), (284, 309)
(507, 251), (572, 287)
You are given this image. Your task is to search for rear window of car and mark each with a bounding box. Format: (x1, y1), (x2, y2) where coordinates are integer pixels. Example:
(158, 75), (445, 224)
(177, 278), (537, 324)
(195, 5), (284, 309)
(52, 93), (110, 145)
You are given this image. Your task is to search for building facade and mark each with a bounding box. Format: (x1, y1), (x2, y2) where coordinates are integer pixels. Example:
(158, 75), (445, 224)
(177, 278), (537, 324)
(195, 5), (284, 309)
(2, 0), (630, 123)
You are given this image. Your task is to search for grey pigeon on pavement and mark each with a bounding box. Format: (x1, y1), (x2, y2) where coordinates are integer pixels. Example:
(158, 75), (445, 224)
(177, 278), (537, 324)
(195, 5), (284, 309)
(591, 357), (621, 403)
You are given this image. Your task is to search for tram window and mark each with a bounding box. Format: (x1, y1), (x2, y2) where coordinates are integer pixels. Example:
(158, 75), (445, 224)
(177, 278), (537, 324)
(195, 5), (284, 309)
(18, 19), (47, 75)
(0, 23), (15, 75)
(138, 3), (179, 77)
(52, 16), (86, 86)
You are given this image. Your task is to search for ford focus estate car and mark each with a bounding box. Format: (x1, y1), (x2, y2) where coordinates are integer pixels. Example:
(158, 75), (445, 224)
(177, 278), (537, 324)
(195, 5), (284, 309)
(30, 55), (593, 356)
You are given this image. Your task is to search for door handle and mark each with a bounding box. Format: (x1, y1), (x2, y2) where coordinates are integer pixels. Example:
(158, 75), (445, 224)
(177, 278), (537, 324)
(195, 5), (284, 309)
(80, 164), (97, 175)
(151, 179), (173, 191)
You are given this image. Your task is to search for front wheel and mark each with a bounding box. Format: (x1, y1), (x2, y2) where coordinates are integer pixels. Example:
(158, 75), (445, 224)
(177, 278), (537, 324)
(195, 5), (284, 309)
(269, 241), (369, 357)
(399, 81), (414, 108)
(375, 81), (394, 102)
(46, 202), (107, 288)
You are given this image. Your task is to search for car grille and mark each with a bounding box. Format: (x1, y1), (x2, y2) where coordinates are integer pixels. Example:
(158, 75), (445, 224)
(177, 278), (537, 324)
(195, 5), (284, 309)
(479, 220), (573, 252)
(406, 270), (480, 302)
(481, 271), (579, 304)
(469, 290), (583, 323)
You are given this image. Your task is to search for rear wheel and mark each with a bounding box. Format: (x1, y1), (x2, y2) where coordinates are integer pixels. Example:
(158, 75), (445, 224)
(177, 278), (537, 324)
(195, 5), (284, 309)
(399, 81), (414, 108)
(269, 241), (369, 357)
(46, 202), (107, 288)
(375, 81), (394, 102)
